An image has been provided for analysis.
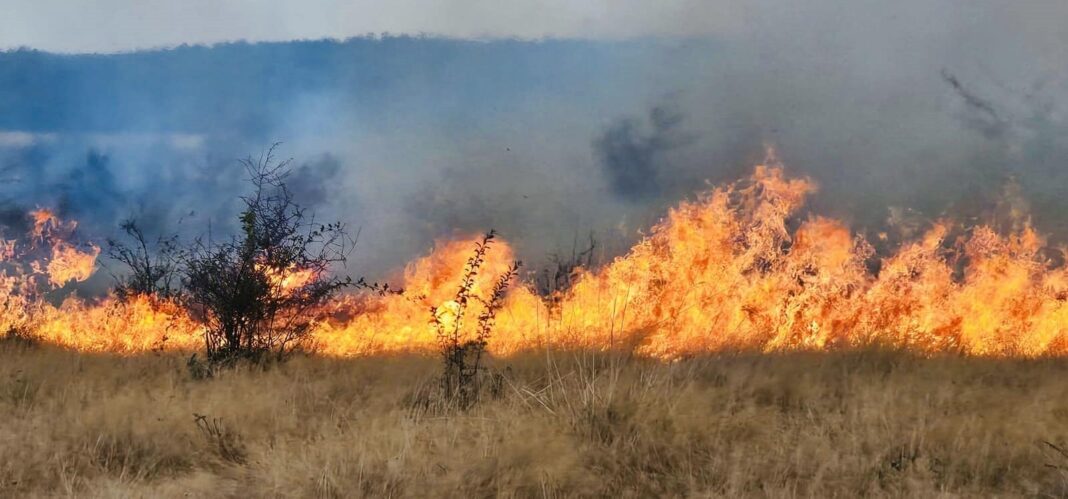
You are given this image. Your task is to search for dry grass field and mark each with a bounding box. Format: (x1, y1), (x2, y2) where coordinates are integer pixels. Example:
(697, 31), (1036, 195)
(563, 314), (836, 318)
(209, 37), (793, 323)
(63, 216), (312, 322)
(3, 342), (1068, 498)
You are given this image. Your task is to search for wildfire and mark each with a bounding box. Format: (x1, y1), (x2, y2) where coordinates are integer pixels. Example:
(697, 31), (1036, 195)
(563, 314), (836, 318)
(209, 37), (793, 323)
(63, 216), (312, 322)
(30, 208), (60, 239)
(34, 293), (201, 353)
(8, 152), (1068, 358)
(259, 263), (317, 292)
(45, 241), (100, 286)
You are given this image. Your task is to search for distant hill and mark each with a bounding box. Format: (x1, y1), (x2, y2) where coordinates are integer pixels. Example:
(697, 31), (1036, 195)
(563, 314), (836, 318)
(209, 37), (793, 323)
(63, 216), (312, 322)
(0, 37), (714, 136)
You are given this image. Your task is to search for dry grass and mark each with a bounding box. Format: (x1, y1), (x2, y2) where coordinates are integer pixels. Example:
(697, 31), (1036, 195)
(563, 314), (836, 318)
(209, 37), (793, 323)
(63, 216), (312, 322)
(3, 343), (1068, 497)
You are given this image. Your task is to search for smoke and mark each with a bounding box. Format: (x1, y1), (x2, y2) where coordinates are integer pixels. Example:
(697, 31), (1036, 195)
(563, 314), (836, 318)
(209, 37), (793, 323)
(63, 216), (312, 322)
(595, 102), (692, 200)
(0, 136), (341, 247)
(59, 150), (124, 227)
(2, 1), (1068, 284)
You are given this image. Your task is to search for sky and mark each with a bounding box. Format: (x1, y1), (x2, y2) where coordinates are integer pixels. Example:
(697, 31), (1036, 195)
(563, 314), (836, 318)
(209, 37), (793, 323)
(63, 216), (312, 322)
(7, 0), (1062, 54)
(3, 0), (1068, 290)
(0, 0), (749, 53)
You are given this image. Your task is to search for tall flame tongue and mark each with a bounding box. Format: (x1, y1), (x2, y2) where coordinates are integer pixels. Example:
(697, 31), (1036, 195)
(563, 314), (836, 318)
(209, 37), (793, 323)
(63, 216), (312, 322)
(315, 152), (1068, 358)
(24, 208), (101, 286)
(45, 241), (100, 287)
(7, 153), (1068, 358)
(314, 236), (540, 356)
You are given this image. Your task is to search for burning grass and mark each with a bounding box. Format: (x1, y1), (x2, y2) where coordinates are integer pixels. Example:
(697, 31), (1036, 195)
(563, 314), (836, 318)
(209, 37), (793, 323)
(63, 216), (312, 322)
(2, 344), (1068, 497)
(12, 150), (1068, 361)
(8, 149), (1068, 495)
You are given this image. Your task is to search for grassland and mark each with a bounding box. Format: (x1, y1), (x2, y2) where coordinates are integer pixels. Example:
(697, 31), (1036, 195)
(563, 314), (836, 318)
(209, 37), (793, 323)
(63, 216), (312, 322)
(3, 343), (1068, 497)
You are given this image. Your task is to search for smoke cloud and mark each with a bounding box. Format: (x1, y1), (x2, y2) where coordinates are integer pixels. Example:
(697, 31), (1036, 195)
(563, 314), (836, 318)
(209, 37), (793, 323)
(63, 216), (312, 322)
(2, 1), (1068, 286)
(595, 102), (693, 200)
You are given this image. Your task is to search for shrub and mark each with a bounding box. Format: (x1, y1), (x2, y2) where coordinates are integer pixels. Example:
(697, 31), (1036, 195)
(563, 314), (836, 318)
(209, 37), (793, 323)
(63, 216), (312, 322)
(193, 413), (246, 464)
(431, 230), (520, 409)
(182, 145), (353, 365)
(534, 232), (596, 303)
(106, 219), (181, 300)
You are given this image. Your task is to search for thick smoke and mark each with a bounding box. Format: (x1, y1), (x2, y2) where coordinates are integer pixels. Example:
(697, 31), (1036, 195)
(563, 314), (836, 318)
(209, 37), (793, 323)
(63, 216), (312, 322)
(0, 138), (340, 240)
(595, 103), (692, 200)
(2, 2), (1068, 285)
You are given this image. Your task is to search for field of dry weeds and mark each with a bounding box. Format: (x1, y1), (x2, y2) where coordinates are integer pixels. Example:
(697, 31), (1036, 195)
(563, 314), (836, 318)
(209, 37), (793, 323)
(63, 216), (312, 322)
(3, 343), (1068, 497)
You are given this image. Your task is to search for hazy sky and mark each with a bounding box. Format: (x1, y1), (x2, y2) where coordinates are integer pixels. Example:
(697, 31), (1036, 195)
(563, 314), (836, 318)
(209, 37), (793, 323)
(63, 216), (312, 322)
(4, 0), (1068, 287)
(4, 1), (1065, 56)
(1, 0), (750, 52)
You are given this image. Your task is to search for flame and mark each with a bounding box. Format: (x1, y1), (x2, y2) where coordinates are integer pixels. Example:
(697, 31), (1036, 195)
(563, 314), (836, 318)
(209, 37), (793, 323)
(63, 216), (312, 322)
(30, 208), (60, 240)
(18, 207), (101, 287)
(258, 263), (317, 292)
(46, 241), (100, 286)
(313, 235), (537, 355)
(9, 153), (1068, 358)
(34, 294), (201, 353)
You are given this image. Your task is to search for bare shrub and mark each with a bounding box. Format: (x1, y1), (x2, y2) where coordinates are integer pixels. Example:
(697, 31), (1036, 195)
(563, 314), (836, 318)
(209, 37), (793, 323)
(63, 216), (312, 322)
(106, 219), (181, 300)
(185, 353), (213, 380)
(182, 145), (353, 366)
(193, 413), (246, 464)
(534, 232), (596, 300)
(430, 230), (520, 409)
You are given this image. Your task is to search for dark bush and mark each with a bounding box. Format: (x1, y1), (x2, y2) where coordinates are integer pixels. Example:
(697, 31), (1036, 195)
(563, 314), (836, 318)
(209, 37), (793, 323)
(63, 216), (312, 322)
(182, 145), (353, 365)
(106, 219), (181, 300)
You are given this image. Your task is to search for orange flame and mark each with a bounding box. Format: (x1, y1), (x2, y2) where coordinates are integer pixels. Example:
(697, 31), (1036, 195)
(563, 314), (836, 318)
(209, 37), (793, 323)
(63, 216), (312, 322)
(46, 241), (100, 286)
(314, 235), (534, 355)
(258, 263), (317, 292)
(30, 208), (60, 240)
(9, 154), (1068, 358)
(34, 294), (201, 353)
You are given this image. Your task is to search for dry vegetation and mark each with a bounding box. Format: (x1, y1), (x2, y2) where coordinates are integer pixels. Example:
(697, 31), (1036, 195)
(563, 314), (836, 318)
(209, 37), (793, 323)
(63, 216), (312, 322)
(3, 343), (1068, 497)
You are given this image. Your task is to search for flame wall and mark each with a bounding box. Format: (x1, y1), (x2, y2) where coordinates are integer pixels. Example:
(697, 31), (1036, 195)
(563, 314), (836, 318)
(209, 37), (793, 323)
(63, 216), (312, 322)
(7, 155), (1068, 358)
